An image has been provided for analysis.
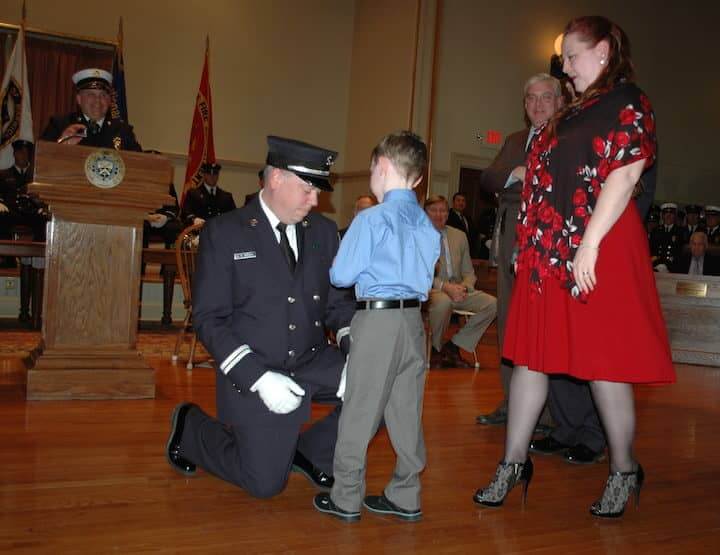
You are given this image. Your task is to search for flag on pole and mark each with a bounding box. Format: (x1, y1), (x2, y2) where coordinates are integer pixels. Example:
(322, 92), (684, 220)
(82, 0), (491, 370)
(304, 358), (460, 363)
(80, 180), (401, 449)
(180, 36), (216, 207)
(0, 24), (33, 169)
(110, 17), (129, 122)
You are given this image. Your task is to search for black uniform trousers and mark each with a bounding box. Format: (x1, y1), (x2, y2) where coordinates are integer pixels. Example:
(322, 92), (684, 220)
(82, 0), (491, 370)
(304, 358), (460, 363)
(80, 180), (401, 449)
(179, 345), (344, 498)
(547, 375), (606, 452)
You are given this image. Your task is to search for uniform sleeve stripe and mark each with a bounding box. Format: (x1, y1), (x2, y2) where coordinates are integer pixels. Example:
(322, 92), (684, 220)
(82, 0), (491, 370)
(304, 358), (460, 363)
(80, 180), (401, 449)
(220, 345), (252, 374)
(336, 327), (350, 345)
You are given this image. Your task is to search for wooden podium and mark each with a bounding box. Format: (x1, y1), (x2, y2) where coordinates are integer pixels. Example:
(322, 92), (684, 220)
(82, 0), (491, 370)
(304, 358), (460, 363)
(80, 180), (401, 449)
(26, 141), (173, 400)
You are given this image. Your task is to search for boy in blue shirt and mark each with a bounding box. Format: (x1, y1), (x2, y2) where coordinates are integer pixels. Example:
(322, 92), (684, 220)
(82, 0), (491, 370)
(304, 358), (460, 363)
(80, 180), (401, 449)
(313, 131), (440, 522)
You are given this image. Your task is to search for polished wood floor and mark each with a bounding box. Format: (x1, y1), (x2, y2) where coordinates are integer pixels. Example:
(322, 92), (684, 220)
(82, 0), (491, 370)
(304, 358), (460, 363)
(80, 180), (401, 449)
(1, 326), (719, 554)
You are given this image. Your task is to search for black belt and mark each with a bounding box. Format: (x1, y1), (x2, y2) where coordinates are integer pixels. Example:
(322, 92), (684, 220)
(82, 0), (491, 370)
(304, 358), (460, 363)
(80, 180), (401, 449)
(356, 299), (420, 310)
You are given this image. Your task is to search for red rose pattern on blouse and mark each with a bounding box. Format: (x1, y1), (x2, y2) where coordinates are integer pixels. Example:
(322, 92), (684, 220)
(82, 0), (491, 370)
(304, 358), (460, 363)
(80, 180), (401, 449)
(515, 87), (657, 301)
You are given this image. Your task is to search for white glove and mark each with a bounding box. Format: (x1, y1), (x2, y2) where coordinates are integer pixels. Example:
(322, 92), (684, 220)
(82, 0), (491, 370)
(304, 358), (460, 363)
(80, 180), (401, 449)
(336, 356), (348, 401)
(149, 214), (168, 228)
(193, 217), (206, 226)
(0, 202), (8, 214)
(251, 371), (305, 414)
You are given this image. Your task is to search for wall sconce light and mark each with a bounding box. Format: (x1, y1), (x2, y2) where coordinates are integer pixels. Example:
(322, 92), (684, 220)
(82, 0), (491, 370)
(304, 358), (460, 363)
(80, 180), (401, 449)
(550, 33), (565, 80)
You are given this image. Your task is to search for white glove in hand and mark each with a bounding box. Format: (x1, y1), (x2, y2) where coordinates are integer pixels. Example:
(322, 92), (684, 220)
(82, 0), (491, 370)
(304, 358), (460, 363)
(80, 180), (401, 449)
(0, 202), (8, 214)
(149, 214), (168, 228)
(193, 217), (205, 226)
(336, 356), (348, 401)
(251, 371), (305, 414)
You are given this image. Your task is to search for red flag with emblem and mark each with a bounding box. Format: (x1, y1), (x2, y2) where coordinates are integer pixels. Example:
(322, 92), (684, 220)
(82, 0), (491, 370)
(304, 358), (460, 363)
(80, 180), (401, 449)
(180, 37), (216, 207)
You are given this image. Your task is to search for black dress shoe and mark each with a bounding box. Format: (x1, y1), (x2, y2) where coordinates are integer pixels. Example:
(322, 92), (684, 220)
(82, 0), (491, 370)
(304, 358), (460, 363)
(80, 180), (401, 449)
(363, 494), (422, 522)
(565, 444), (604, 465)
(292, 451), (334, 490)
(441, 342), (472, 368)
(529, 435), (568, 455)
(313, 493), (361, 522)
(166, 402), (198, 476)
(476, 409), (507, 426)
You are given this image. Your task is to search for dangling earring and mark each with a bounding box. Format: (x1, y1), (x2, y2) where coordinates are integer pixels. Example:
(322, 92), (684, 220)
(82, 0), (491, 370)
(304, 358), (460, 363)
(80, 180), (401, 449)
(600, 58), (606, 65)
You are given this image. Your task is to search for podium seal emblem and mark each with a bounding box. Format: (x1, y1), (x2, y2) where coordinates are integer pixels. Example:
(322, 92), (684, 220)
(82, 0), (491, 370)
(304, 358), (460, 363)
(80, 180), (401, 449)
(85, 149), (125, 188)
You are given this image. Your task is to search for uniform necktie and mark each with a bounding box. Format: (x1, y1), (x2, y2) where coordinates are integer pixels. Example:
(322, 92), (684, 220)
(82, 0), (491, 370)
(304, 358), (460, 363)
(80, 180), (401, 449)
(89, 121), (101, 135)
(276, 222), (296, 272)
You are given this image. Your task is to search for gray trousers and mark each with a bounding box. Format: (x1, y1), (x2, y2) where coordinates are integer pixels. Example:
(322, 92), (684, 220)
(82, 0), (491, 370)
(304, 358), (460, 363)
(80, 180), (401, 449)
(428, 289), (497, 353)
(331, 306), (427, 512)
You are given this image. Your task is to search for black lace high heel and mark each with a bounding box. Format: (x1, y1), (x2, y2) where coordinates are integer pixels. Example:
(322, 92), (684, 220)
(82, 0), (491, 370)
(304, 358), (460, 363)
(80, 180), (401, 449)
(590, 463), (644, 518)
(473, 458), (533, 507)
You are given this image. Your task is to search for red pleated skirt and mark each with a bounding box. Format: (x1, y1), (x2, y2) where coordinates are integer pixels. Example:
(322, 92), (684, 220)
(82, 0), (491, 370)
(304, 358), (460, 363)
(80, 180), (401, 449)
(503, 204), (675, 384)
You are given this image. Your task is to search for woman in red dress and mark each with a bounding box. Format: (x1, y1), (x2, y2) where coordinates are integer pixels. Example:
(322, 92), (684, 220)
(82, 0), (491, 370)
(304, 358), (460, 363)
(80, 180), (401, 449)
(473, 16), (675, 518)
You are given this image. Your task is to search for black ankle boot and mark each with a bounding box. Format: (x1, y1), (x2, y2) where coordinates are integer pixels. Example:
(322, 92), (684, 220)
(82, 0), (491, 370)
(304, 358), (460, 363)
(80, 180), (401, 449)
(473, 458), (533, 507)
(590, 463), (644, 518)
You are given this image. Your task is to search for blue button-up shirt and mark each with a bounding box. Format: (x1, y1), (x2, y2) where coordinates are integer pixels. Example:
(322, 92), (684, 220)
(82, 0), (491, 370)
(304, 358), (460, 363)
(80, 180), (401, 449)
(330, 189), (440, 301)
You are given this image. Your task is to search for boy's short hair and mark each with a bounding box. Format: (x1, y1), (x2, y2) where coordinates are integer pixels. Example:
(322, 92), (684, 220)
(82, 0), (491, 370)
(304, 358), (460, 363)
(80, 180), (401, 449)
(371, 130), (427, 182)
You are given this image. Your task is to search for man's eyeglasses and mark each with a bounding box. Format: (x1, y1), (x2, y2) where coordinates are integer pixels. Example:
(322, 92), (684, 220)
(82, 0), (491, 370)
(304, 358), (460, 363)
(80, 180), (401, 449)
(525, 93), (556, 104)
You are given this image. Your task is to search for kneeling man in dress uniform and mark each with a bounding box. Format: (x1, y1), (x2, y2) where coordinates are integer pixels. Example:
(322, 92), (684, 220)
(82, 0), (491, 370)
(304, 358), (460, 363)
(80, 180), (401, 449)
(166, 136), (354, 498)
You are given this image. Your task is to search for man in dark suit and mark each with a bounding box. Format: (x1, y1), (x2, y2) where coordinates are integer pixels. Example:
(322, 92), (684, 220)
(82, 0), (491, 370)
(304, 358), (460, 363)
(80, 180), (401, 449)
(673, 231), (719, 276)
(476, 73), (562, 427)
(446, 192), (474, 249)
(165, 136), (355, 499)
(40, 68), (141, 151)
(181, 163), (236, 226)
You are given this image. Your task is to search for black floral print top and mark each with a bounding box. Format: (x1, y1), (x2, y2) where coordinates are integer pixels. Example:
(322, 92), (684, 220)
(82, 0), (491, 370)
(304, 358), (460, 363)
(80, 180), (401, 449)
(515, 81), (657, 300)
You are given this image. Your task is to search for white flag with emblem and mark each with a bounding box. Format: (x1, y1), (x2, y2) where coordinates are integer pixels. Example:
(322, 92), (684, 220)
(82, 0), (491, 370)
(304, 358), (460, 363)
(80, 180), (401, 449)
(0, 26), (34, 169)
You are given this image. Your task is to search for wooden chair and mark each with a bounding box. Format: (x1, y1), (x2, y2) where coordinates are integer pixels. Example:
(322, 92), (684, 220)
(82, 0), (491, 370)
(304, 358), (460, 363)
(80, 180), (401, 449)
(171, 222), (206, 370)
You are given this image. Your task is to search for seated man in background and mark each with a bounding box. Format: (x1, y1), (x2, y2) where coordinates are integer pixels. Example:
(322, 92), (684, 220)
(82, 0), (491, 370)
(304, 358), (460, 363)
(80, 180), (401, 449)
(338, 194), (376, 239)
(673, 231), (719, 276)
(0, 140), (47, 245)
(181, 163), (236, 226)
(680, 204), (704, 245)
(41, 68), (141, 151)
(649, 202), (682, 270)
(425, 195), (497, 368)
(143, 151), (182, 249)
(706, 205), (720, 246)
(144, 182), (181, 248)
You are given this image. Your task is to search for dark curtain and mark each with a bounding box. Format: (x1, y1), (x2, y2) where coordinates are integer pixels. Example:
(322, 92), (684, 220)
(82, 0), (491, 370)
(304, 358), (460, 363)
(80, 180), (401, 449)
(26, 36), (113, 139)
(1, 30), (114, 140)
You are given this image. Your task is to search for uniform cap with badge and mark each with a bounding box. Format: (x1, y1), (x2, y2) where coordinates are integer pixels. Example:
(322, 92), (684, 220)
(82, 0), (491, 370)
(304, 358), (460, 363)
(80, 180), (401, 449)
(12, 139), (33, 152)
(660, 202), (677, 212)
(705, 205), (720, 216)
(72, 68), (113, 93)
(201, 162), (222, 175)
(265, 136), (337, 192)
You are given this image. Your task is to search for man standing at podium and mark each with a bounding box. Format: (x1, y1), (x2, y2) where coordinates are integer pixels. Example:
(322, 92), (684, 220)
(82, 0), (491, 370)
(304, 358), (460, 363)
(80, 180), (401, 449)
(165, 136), (355, 499)
(40, 68), (141, 152)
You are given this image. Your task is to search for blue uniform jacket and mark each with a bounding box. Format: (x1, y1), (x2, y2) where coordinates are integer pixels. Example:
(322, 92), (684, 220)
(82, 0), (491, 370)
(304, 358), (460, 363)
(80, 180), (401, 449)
(192, 196), (355, 392)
